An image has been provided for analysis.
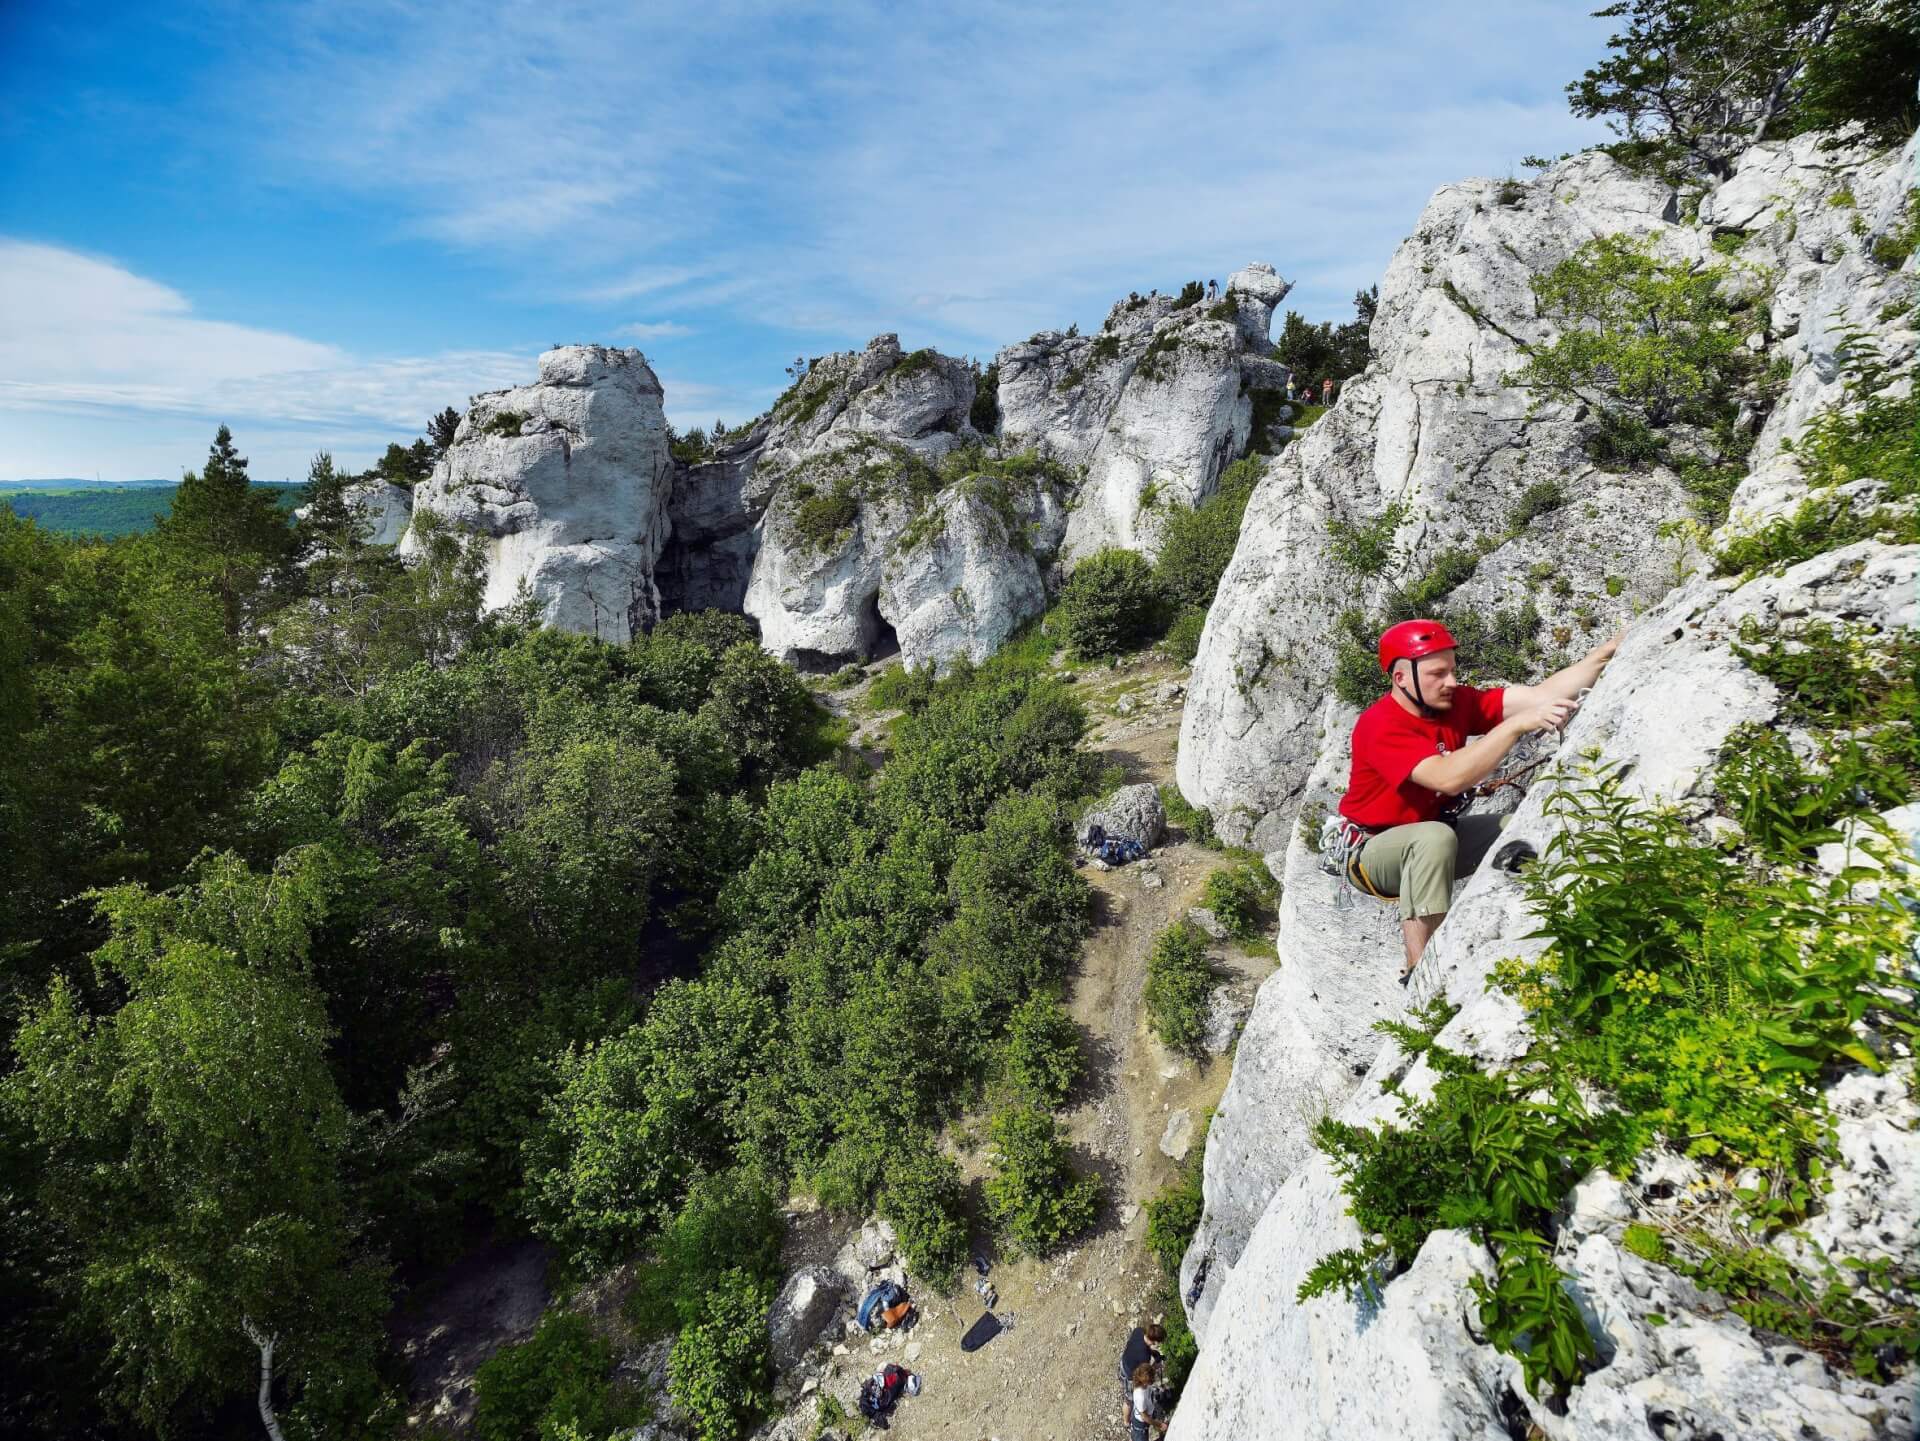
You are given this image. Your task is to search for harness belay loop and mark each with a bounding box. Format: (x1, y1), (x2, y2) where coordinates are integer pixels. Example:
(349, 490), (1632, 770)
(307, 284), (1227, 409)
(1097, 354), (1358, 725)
(1317, 813), (1380, 909)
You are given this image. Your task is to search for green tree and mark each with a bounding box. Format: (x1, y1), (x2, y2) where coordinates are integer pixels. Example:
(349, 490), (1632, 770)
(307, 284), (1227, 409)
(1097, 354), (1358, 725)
(428, 406), (462, 457)
(1055, 548), (1162, 659)
(384, 507), (487, 667)
(5, 853), (392, 1438)
(279, 452), (411, 697)
(983, 1104), (1100, 1255)
(1512, 234), (1743, 442)
(667, 1268), (775, 1441)
(157, 425), (295, 635)
(1000, 993), (1083, 1107)
(1569, 1), (1920, 176)
(877, 1135), (970, 1289)
(473, 1309), (635, 1441)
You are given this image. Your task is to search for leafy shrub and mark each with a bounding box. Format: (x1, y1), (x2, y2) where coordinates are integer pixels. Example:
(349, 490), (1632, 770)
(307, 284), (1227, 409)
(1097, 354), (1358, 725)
(1325, 499), (1410, 577)
(970, 360), (1001, 433)
(1087, 333), (1122, 366)
(473, 1311), (637, 1441)
(1000, 993), (1083, 1107)
(624, 1169), (784, 1337)
(699, 642), (830, 775)
(1056, 549), (1163, 659)
(1201, 859), (1276, 942)
(1869, 189), (1920, 268)
(1165, 606), (1207, 663)
(1144, 920), (1217, 1052)
(878, 1136), (970, 1290)
(1154, 456), (1263, 611)
(1506, 479), (1565, 532)
(1715, 327), (1919, 573)
(983, 1104), (1100, 1254)
(1144, 1114), (1209, 1277)
(791, 482), (859, 551)
(483, 409), (530, 438)
(1134, 326), (1187, 382)
(668, 1268), (776, 1441)
(1512, 235), (1746, 445)
(1173, 280), (1205, 309)
(1159, 783), (1216, 847)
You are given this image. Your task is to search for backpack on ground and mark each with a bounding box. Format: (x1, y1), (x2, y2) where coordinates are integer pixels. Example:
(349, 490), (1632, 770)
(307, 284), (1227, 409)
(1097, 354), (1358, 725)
(857, 1279), (906, 1331)
(1084, 823), (1147, 867)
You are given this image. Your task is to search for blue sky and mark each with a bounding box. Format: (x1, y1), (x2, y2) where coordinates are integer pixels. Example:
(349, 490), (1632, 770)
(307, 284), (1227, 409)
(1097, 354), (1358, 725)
(0, 1), (1612, 480)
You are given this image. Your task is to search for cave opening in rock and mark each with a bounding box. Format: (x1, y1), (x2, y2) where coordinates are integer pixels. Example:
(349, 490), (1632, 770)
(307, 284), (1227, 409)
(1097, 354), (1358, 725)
(865, 593), (901, 664)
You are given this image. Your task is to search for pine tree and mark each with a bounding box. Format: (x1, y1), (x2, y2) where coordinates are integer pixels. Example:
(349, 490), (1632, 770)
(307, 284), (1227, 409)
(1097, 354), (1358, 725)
(428, 406), (461, 457)
(158, 425), (294, 636)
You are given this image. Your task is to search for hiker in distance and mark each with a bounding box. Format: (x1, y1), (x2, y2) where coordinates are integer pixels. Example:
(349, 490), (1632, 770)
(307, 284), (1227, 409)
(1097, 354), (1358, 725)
(1335, 618), (1622, 981)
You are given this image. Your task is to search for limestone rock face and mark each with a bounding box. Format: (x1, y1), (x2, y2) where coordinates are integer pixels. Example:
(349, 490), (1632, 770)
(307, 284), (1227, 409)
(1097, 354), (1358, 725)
(996, 265), (1291, 567)
(401, 346), (672, 643)
(733, 335), (1016, 671)
(1173, 541), (1919, 1441)
(878, 483), (1049, 671)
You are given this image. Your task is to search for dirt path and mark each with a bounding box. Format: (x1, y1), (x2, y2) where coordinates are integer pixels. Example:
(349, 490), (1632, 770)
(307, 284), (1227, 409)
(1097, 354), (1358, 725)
(805, 657), (1273, 1441)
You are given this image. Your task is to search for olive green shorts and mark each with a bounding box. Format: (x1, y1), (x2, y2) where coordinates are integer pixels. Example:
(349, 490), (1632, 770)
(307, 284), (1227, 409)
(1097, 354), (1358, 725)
(1354, 815), (1503, 920)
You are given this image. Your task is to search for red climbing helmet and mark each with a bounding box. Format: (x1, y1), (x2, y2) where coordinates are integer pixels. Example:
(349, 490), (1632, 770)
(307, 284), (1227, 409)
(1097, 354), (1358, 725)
(1377, 619), (1457, 674)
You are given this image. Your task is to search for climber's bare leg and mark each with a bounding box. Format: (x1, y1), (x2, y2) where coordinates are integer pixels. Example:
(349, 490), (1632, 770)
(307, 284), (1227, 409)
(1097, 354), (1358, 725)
(1401, 914), (1442, 976)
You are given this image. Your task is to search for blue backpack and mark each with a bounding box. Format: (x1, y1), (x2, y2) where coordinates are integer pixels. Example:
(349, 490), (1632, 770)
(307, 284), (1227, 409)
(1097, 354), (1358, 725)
(1084, 824), (1146, 866)
(858, 1280), (906, 1331)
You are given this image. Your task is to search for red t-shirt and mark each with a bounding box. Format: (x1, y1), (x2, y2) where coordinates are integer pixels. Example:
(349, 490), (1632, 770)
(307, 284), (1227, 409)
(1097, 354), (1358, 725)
(1339, 685), (1506, 828)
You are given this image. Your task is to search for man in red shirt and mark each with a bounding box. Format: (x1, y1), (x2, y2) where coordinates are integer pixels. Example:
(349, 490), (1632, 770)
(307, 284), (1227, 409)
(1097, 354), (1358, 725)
(1339, 618), (1620, 981)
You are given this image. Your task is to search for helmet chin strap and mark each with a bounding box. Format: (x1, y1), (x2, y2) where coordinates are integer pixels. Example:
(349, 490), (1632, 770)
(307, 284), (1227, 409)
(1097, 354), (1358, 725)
(1401, 656), (1443, 716)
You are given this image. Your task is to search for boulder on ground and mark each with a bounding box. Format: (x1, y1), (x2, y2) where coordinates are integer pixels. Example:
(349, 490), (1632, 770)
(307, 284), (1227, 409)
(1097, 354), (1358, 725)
(1077, 783), (1166, 852)
(768, 1266), (847, 1372)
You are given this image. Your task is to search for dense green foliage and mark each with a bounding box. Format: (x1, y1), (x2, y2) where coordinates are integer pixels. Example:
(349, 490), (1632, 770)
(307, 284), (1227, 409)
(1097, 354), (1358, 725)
(982, 1103), (1101, 1254)
(1, 420), (1111, 1437)
(1200, 858), (1277, 942)
(1, 481), (303, 538)
(1143, 920), (1218, 1053)
(1153, 457), (1263, 612)
(1271, 288), (1376, 386)
(1569, 0), (1920, 176)
(1515, 235), (1747, 432)
(1056, 548), (1163, 658)
(473, 1311), (638, 1441)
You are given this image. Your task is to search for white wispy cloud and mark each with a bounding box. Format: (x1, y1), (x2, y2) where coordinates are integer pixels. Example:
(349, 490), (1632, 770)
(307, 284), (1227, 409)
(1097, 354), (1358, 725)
(614, 320), (695, 341)
(0, 238), (536, 474)
(217, 0), (1612, 350)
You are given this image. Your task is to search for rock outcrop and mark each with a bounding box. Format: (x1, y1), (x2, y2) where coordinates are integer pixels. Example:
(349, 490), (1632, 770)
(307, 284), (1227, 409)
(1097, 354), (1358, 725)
(997, 263), (1292, 566)
(401, 346), (673, 643)
(1172, 123), (1919, 1441)
(1173, 542), (1918, 1441)
(1176, 158), (1714, 848)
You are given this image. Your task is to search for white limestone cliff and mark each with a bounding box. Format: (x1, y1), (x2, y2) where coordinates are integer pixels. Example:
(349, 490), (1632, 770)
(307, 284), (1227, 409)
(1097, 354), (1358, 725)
(401, 345), (673, 644)
(1172, 124), (1918, 1441)
(997, 263), (1292, 566)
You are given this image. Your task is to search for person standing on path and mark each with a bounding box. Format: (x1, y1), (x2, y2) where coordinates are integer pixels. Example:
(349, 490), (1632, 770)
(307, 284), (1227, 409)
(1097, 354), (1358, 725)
(1118, 1322), (1165, 1432)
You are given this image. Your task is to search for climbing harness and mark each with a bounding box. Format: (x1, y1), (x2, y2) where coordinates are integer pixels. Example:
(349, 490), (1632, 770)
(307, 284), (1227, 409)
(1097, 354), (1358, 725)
(1319, 814), (1395, 910)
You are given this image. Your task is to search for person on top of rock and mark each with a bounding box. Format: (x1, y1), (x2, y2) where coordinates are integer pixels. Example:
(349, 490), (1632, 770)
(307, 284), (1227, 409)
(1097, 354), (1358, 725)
(1207, 278), (1219, 301)
(1337, 618), (1620, 981)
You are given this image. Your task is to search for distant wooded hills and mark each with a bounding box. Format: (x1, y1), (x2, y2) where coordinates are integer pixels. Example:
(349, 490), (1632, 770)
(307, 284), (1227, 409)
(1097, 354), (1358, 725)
(1, 481), (304, 538)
